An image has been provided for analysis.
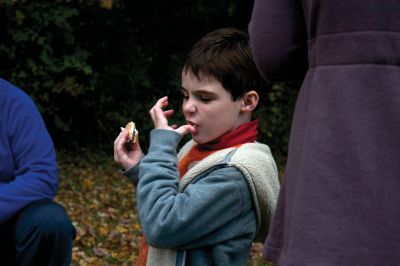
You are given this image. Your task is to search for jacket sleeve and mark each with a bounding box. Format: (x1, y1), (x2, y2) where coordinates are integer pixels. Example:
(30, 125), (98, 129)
(0, 89), (58, 223)
(137, 129), (255, 249)
(123, 162), (140, 187)
(248, 0), (308, 82)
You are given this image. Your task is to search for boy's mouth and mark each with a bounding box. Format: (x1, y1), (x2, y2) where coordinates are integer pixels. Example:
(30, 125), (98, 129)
(186, 121), (199, 132)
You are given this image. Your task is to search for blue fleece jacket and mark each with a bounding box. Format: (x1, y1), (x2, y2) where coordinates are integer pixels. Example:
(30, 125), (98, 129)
(0, 78), (58, 224)
(124, 129), (281, 265)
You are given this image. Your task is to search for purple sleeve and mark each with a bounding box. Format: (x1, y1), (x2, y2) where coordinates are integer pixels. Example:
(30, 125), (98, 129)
(248, 0), (309, 82)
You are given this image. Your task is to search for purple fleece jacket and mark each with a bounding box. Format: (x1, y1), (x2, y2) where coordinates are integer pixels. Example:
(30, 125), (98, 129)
(249, 0), (400, 265)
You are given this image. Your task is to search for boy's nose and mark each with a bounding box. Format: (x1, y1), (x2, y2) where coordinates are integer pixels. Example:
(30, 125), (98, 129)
(183, 100), (196, 114)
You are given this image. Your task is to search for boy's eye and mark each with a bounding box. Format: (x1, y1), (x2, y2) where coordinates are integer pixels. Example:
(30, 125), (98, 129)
(199, 95), (212, 102)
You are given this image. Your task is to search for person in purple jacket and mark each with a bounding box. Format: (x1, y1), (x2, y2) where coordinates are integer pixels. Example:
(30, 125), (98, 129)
(0, 78), (75, 265)
(249, 1), (400, 265)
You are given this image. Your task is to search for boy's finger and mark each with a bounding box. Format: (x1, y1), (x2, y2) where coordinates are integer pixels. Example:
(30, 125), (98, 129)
(149, 106), (162, 125)
(153, 107), (170, 128)
(114, 130), (129, 160)
(114, 130), (125, 149)
(114, 134), (124, 162)
(154, 96), (168, 109)
(114, 133), (123, 158)
(176, 125), (195, 136)
(163, 109), (174, 117)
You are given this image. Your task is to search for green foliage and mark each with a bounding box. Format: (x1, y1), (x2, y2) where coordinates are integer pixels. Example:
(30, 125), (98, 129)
(0, 0), (95, 138)
(0, 0), (298, 170)
(256, 82), (299, 171)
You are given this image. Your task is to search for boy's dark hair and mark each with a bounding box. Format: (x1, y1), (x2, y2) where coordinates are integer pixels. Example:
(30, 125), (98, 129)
(182, 27), (267, 104)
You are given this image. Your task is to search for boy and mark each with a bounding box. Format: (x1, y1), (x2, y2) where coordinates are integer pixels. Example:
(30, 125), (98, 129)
(114, 28), (280, 265)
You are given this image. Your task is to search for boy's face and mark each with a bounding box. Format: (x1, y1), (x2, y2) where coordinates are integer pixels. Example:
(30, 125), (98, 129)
(181, 70), (245, 144)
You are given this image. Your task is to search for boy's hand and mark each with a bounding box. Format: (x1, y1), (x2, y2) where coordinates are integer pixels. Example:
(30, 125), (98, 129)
(114, 128), (143, 170)
(150, 96), (195, 136)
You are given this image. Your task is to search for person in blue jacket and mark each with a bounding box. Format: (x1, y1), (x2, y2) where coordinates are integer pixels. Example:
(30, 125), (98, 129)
(0, 78), (76, 265)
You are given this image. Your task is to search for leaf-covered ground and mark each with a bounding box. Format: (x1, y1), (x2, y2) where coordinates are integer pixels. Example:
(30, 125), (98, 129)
(55, 150), (270, 266)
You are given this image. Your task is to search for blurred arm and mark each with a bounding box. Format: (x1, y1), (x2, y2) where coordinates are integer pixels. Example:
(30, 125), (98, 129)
(248, 0), (308, 82)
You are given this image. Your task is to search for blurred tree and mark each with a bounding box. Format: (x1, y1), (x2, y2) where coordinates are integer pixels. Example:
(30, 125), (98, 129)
(0, 0), (296, 169)
(0, 0), (95, 139)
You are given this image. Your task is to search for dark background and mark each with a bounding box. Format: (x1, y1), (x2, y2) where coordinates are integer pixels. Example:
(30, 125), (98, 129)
(0, 0), (298, 169)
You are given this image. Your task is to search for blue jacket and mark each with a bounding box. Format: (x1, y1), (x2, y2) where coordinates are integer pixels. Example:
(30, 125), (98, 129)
(0, 78), (58, 223)
(125, 129), (279, 265)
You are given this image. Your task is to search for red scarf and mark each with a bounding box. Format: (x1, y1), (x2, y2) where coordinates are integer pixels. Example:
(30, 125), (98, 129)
(198, 119), (259, 150)
(179, 119), (259, 179)
(135, 119), (259, 266)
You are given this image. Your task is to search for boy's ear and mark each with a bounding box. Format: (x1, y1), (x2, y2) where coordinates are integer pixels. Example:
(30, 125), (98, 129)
(240, 90), (259, 113)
